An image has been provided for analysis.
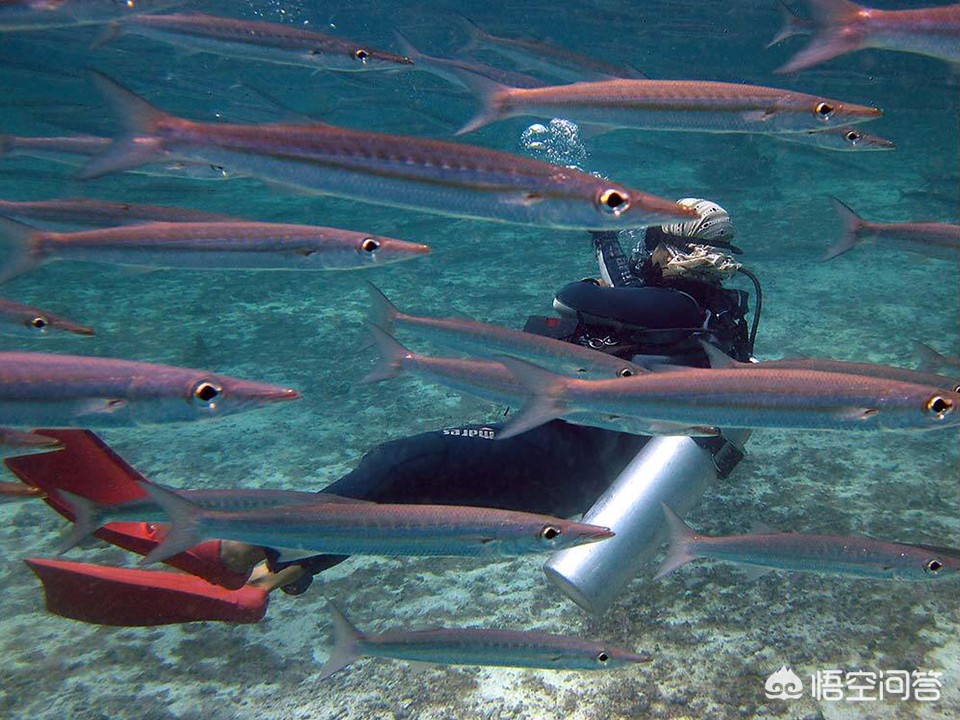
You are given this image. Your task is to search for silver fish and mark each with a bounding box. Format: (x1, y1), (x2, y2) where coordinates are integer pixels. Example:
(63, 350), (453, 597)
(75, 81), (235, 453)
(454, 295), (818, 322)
(457, 16), (647, 83)
(78, 73), (694, 231)
(365, 324), (717, 437)
(0, 218), (430, 283)
(771, 125), (895, 152)
(0, 198), (237, 229)
(0, 298), (93, 337)
(823, 198), (960, 260)
(0, 133), (237, 181)
(456, 76), (882, 136)
(0, 0), (173, 32)
(109, 13), (413, 72)
(56, 488), (369, 554)
(657, 503), (960, 581)
(775, 0), (960, 74)
(136, 480), (614, 565)
(366, 282), (645, 380)
(699, 342), (960, 395)
(319, 602), (650, 680)
(494, 356), (960, 439)
(0, 352), (300, 427)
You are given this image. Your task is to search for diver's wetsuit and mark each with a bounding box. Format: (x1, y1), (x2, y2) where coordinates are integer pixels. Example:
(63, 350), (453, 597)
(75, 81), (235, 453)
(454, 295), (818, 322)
(268, 230), (755, 592)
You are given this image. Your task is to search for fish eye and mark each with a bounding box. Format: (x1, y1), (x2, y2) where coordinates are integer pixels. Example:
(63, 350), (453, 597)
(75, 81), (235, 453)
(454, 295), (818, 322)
(31, 316), (48, 330)
(596, 188), (630, 216)
(815, 102), (834, 120)
(844, 130), (861, 143)
(952, 384), (960, 394)
(192, 380), (223, 407)
(925, 559), (943, 574)
(540, 525), (562, 541)
(360, 237), (380, 254)
(596, 652), (609, 663)
(618, 368), (634, 377)
(355, 49), (370, 62)
(925, 395), (954, 418)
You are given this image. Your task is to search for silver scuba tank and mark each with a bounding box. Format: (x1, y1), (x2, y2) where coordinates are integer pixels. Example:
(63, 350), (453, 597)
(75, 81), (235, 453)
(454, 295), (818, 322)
(544, 430), (749, 614)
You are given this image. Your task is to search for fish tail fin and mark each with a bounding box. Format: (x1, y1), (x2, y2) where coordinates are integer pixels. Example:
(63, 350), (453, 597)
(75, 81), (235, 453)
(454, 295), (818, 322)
(319, 601), (364, 680)
(654, 502), (699, 580)
(362, 323), (412, 383)
(913, 340), (946, 373)
(775, 0), (866, 73)
(0, 216), (42, 285)
(54, 490), (104, 555)
(766, 0), (814, 48)
(454, 72), (511, 136)
(89, 20), (123, 50)
(698, 340), (746, 369)
(392, 30), (423, 63)
(364, 280), (402, 334)
(822, 196), (865, 260)
(495, 356), (569, 439)
(78, 72), (170, 180)
(135, 481), (202, 565)
(453, 15), (488, 55)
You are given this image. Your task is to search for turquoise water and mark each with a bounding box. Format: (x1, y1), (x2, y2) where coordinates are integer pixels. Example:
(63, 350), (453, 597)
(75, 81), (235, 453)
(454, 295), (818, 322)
(0, 1), (957, 718)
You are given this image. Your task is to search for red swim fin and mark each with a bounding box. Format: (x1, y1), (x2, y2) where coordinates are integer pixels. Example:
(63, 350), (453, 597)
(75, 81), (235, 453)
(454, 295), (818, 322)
(5, 429), (250, 589)
(24, 558), (268, 626)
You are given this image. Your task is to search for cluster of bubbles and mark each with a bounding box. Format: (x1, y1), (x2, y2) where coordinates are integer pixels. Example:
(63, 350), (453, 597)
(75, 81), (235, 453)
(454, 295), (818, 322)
(518, 119), (589, 170)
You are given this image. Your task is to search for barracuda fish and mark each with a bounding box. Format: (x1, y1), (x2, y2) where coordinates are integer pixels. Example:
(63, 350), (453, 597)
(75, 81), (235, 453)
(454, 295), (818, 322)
(0, 480), (45, 501)
(366, 282), (645, 380)
(775, 0), (960, 74)
(0, 218), (430, 282)
(365, 324), (717, 436)
(699, 342), (960, 394)
(106, 13), (413, 72)
(915, 341), (960, 375)
(0, 352), (300, 427)
(136, 480), (613, 565)
(56, 488), (368, 554)
(0, 133), (237, 181)
(823, 198), (960, 260)
(319, 602), (650, 680)
(0, 218), (430, 283)
(78, 73), (693, 231)
(771, 125), (895, 152)
(0, 0), (173, 32)
(493, 356), (960, 439)
(0, 198), (236, 229)
(456, 76), (882, 136)
(458, 16), (647, 82)
(394, 31), (546, 90)
(0, 298), (93, 337)
(656, 503), (960, 581)
(0, 428), (61, 458)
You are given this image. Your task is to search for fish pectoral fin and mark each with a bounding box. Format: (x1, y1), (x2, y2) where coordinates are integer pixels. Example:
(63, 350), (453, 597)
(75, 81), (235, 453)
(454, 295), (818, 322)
(742, 109), (777, 123)
(77, 398), (127, 417)
(502, 191), (546, 207)
(836, 407), (881, 422)
(737, 563), (776, 581)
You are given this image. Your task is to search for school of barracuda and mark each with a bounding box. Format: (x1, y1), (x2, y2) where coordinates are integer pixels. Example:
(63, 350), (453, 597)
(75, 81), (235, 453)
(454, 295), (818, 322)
(0, 0), (957, 711)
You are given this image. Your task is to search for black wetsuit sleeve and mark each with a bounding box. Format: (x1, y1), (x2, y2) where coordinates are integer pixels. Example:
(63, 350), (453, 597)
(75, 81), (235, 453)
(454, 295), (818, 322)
(591, 231), (642, 288)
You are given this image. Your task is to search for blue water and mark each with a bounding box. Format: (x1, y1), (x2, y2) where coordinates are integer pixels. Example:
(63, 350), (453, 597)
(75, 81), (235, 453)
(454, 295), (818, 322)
(0, 1), (957, 718)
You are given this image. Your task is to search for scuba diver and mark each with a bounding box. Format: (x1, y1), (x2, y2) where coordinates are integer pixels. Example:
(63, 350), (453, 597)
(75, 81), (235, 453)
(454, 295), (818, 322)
(8, 198), (761, 624)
